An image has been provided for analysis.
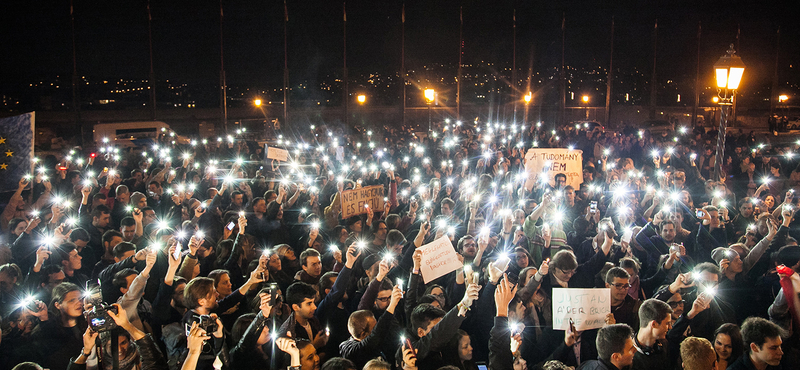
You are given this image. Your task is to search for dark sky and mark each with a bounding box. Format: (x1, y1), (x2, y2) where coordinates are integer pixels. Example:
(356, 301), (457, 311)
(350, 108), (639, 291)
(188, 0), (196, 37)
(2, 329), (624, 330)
(1, 0), (797, 91)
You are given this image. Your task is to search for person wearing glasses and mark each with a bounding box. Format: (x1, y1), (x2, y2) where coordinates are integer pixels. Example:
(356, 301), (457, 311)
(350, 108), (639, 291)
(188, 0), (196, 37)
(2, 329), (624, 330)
(604, 267), (641, 331)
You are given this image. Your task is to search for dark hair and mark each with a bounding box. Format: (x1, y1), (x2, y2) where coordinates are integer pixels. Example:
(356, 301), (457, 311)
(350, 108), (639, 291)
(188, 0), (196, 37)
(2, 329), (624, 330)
(183, 277), (215, 309)
(285, 282), (317, 308)
(208, 269), (230, 289)
(49, 282), (83, 323)
(112, 242), (136, 259)
(8, 218), (27, 235)
(619, 257), (640, 275)
(112, 268), (138, 289)
(321, 357), (357, 370)
(410, 303), (446, 333)
(265, 201), (282, 220)
(39, 265), (63, 287)
(300, 249), (321, 267)
(318, 271), (338, 293)
(605, 267), (630, 285)
(693, 262), (720, 276)
(776, 245), (800, 268)
(54, 243), (78, 266)
(551, 250), (578, 271)
(231, 313), (257, 346)
(740, 317), (783, 353)
(596, 324), (633, 361)
(69, 228), (90, 243)
(91, 205), (111, 219)
(120, 217), (136, 229)
(11, 362), (44, 370)
(386, 229), (406, 247)
(456, 235), (475, 252)
(102, 230), (124, 246)
(638, 299), (672, 329)
(714, 323), (744, 362)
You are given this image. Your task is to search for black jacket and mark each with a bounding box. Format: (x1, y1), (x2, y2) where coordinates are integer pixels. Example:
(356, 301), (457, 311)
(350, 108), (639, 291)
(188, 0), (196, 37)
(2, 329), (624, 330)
(67, 334), (168, 370)
(229, 311), (272, 370)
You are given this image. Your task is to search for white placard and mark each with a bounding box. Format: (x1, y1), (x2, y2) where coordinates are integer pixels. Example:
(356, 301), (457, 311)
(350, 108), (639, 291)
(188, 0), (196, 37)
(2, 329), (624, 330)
(267, 146), (289, 161)
(552, 288), (611, 331)
(524, 148), (583, 190)
(417, 236), (462, 284)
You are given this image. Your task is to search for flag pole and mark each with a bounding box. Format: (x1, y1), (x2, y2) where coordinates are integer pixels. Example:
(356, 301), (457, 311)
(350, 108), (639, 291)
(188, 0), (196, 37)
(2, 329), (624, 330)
(401, 3), (406, 128)
(219, 0), (228, 132)
(604, 16), (614, 128)
(147, 0), (156, 121)
(343, 1), (348, 127)
(457, 6), (462, 122)
(70, 0), (82, 144)
(284, 0), (289, 127)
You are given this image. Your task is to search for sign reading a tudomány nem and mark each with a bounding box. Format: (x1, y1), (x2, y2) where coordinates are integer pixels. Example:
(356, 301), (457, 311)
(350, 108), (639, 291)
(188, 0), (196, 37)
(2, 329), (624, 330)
(340, 185), (385, 219)
(552, 288), (610, 331)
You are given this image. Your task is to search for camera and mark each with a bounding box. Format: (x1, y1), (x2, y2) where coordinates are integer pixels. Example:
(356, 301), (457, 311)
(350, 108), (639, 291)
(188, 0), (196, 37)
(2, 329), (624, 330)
(85, 304), (119, 333)
(198, 314), (218, 335)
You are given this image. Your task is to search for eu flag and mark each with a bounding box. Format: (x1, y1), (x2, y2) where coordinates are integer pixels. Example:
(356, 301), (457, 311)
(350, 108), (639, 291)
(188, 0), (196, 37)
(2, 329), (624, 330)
(0, 112), (34, 192)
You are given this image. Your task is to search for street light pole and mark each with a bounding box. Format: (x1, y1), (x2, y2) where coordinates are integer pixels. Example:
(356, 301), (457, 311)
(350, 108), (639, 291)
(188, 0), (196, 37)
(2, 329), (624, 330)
(712, 44), (745, 181)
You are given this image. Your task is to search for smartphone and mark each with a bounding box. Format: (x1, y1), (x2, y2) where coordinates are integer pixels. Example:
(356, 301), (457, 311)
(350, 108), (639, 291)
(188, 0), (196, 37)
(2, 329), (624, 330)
(695, 209), (704, 218)
(477, 365), (488, 370)
(226, 222), (235, 231)
(621, 229), (633, 244)
(590, 201), (598, 213)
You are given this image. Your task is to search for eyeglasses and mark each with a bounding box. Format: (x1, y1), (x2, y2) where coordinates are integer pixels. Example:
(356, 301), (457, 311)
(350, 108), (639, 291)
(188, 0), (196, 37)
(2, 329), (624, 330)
(667, 300), (686, 308)
(376, 297), (391, 303)
(612, 283), (632, 290)
(557, 268), (576, 276)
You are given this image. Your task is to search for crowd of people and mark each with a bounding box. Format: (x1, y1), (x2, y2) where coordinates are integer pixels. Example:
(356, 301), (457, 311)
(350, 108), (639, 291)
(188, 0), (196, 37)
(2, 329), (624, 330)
(0, 119), (799, 370)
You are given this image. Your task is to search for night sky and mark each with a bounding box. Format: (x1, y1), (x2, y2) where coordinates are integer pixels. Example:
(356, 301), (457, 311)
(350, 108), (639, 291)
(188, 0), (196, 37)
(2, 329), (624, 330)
(1, 0), (798, 92)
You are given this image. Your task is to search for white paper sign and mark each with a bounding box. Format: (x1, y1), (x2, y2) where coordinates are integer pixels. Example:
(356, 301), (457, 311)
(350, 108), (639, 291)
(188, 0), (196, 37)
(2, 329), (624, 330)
(524, 148), (583, 190)
(267, 146), (289, 161)
(417, 236), (462, 283)
(552, 288), (611, 331)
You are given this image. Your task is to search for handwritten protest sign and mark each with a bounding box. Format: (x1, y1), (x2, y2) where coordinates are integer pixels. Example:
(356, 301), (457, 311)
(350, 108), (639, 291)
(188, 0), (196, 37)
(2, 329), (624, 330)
(340, 185), (385, 219)
(417, 236), (462, 283)
(524, 148), (583, 190)
(266, 146), (289, 161)
(552, 288), (611, 331)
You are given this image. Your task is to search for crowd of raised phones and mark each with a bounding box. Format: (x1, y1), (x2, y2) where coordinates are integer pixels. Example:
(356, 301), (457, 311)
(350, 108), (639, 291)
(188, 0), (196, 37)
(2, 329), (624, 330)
(0, 121), (799, 370)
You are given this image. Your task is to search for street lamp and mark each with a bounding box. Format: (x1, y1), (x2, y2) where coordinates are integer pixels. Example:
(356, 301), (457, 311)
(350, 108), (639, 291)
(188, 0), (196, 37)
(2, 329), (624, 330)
(712, 44), (745, 181)
(581, 95), (591, 119)
(778, 95), (789, 103)
(357, 94), (366, 104)
(424, 88), (435, 132)
(523, 92), (532, 125)
(254, 99), (262, 107)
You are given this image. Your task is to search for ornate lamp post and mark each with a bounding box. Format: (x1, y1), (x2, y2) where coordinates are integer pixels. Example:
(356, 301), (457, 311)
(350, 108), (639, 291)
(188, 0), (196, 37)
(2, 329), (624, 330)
(712, 44), (745, 181)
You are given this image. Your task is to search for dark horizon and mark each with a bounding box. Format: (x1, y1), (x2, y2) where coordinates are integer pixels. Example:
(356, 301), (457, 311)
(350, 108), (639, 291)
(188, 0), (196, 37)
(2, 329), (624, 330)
(1, 0), (798, 108)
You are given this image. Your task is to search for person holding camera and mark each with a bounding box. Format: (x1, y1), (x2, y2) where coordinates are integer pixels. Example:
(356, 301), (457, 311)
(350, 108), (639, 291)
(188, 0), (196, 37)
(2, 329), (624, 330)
(29, 282), (86, 370)
(69, 303), (167, 370)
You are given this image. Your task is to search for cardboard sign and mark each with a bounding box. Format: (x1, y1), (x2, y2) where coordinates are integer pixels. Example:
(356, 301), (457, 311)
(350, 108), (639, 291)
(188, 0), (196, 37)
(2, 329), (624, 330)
(417, 236), (462, 283)
(267, 146), (289, 161)
(340, 185), (386, 219)
(552, 288), (611, 331)
(524, 148), (583, 190)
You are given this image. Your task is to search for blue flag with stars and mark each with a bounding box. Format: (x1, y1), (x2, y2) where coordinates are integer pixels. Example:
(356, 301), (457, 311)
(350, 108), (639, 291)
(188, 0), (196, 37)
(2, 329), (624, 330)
(0, 112), (34, 192)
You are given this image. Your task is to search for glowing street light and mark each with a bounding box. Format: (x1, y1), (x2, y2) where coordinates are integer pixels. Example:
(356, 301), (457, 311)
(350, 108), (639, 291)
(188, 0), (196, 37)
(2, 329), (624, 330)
(778, 95), (789, 103)
(523, 92), (532, 104)
(581, 95), (590, 103)
(712, 44), (745, 181)
(357, 94), (366, 104)
(424, 89), (435, 103)
(424, 88), (436, 132)
(254, 99), (262, 107)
